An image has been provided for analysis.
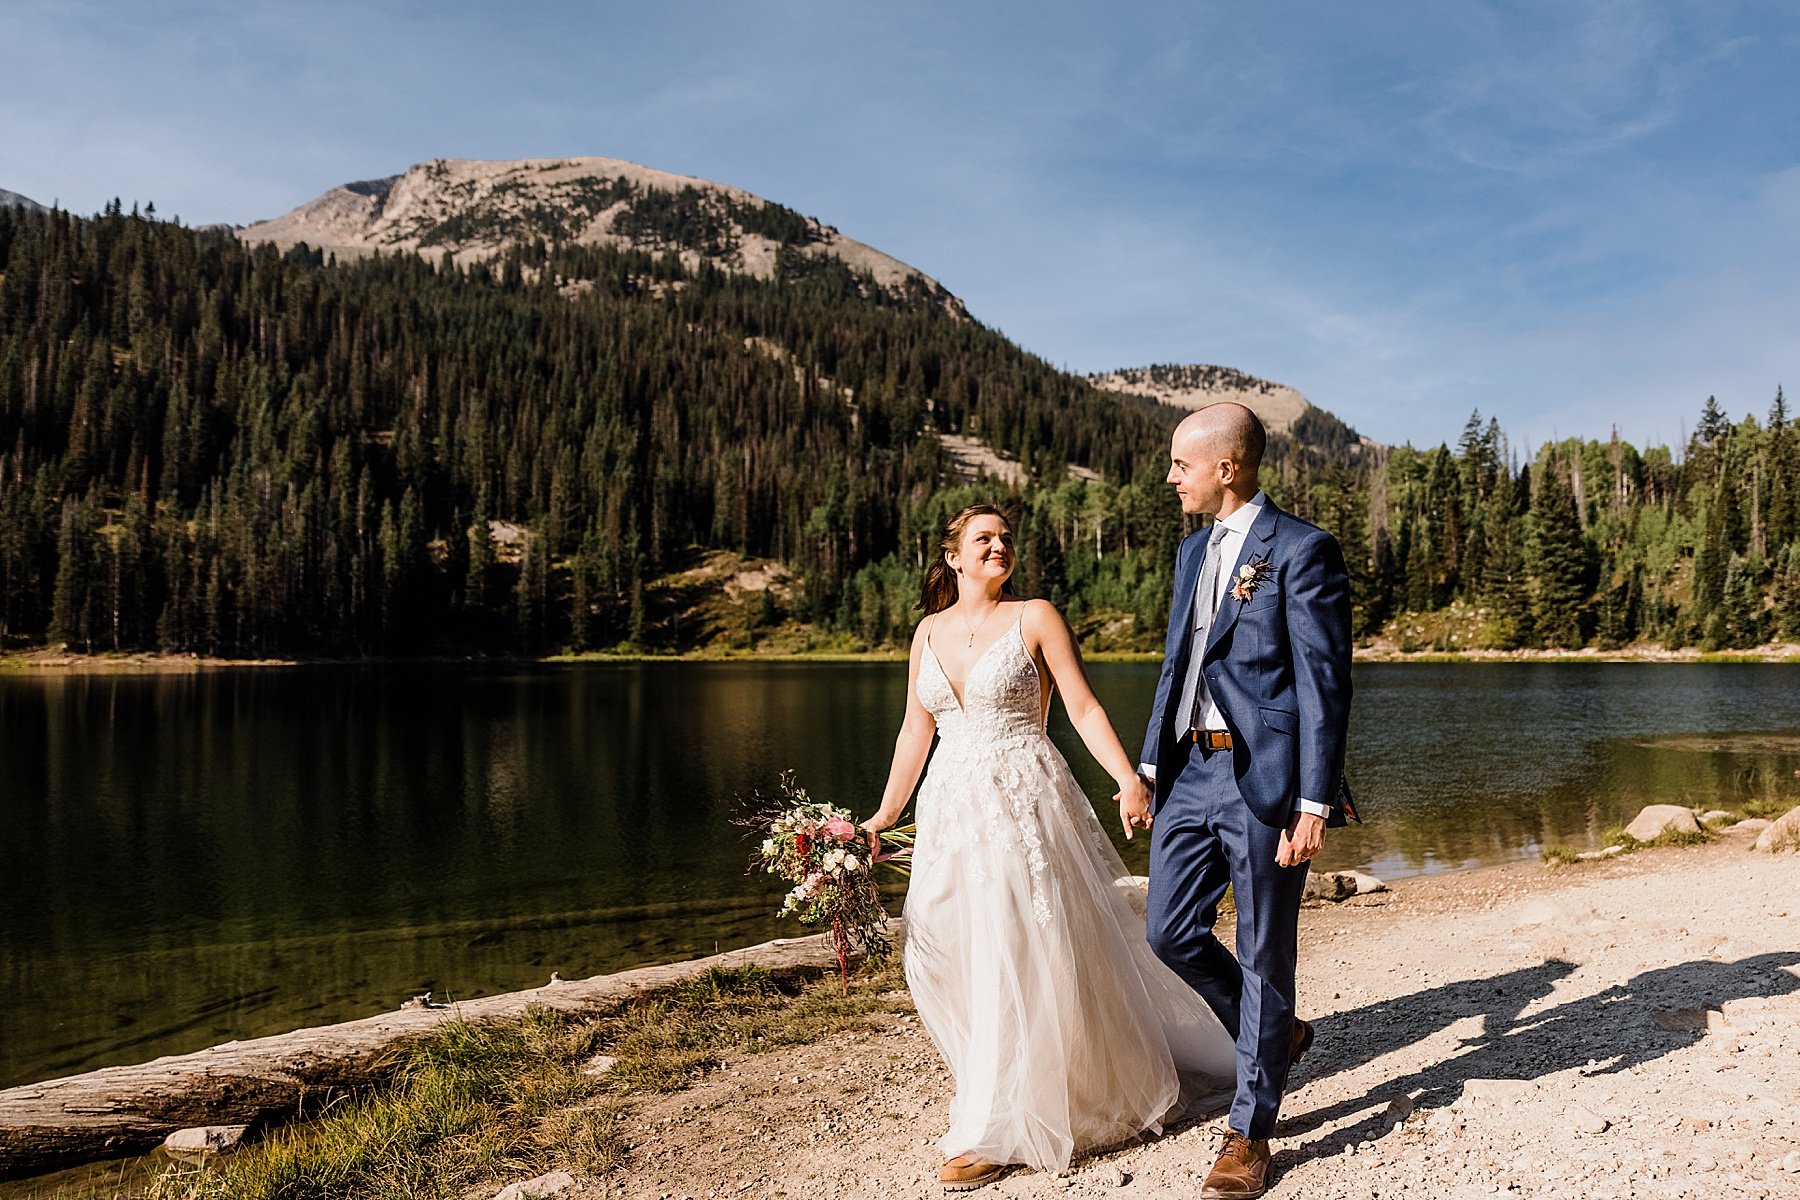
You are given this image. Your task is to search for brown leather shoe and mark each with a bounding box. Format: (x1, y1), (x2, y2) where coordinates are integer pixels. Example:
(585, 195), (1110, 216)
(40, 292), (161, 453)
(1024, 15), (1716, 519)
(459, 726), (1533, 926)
(1200, 1130), (1272, 1199)
(1290, 1017), (1315, 1066)
(939, 1154), (1006, 1191)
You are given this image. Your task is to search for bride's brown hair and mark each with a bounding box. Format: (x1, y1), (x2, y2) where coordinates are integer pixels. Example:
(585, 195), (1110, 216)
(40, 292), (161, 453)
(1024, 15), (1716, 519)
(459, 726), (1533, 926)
(917, 504), (1016, 615)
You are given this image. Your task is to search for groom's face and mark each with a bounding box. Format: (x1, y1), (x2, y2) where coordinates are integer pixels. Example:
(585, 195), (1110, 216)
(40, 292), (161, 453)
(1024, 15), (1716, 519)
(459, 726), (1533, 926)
(1167, 432), (1229, 516)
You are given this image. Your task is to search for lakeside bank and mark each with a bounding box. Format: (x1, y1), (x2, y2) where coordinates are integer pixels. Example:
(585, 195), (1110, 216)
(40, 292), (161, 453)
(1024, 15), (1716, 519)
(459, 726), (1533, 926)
(5, 640), (1800, 675)
(5, 826), (1796, 1199)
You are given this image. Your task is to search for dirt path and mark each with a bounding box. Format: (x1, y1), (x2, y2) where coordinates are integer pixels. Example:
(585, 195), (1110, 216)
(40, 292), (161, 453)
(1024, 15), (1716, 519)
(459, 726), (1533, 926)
(574, 830), (1799, 1200)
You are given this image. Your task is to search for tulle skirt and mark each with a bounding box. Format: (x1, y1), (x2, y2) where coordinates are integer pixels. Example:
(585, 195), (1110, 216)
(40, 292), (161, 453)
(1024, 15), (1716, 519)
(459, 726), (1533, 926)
(902, 730), (1236, 1173)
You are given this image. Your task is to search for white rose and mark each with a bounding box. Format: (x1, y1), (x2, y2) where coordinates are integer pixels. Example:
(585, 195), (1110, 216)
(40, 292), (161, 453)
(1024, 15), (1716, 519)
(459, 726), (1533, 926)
(844, 855), (861, 871)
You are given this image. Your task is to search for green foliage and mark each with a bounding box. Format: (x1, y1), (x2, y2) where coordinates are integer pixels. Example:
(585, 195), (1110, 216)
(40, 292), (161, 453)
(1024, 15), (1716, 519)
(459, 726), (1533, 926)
(155, 1007), (616, 1200)
(2, 205), (1798, 658)
(597, 961), (906, 1094)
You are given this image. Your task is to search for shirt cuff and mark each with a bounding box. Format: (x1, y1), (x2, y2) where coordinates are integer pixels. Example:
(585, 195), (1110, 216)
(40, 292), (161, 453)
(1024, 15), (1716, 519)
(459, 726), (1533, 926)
(1138, 762), (1156, 783)
(1296, 797), (1332, 820)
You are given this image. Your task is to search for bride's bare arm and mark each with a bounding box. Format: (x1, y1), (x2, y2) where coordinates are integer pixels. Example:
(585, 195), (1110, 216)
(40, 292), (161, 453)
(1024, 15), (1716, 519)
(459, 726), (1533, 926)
(862, 621), (937, 836)
(1023, 600), (1155, 836)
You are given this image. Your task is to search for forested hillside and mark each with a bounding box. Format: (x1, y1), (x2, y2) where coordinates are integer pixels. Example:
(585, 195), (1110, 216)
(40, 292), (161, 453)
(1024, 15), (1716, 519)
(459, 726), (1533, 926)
(1, 202), (1795, 657)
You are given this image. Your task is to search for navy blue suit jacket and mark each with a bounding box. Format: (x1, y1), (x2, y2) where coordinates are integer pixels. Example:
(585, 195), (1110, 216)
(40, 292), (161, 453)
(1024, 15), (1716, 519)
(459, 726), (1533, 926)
(1141, 501), (1354, 829)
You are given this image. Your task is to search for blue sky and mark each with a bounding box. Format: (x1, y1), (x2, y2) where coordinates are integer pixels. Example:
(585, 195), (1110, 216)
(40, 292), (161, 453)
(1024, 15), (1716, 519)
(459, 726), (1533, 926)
(3, 1), (1796, 450)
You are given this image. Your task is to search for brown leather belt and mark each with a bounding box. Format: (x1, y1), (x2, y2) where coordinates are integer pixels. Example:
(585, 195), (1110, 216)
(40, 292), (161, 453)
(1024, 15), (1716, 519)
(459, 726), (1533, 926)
(1191, 729), (1232, 750)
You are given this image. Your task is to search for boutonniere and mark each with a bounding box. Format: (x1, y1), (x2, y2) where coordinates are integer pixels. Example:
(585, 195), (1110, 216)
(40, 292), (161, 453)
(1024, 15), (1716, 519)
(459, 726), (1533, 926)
(1230, 555), (1274, 602)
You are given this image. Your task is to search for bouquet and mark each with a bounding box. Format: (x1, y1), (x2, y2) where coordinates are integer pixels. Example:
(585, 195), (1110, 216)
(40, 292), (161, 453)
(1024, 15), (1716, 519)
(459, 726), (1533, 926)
(739, 771), (914, 991)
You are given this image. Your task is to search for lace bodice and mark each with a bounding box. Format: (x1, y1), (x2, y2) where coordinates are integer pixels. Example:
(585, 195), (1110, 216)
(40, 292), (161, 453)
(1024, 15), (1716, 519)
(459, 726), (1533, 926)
(918, 618), (1045, 748)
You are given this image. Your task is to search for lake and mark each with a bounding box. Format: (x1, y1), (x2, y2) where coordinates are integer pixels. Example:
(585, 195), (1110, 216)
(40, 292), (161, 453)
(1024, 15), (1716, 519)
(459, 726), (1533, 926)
(3, 661), (1799, 1089)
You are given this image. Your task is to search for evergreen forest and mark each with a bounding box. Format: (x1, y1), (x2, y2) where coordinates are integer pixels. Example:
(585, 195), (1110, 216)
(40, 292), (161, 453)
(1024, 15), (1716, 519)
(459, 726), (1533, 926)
(2, 203), (1797, 658)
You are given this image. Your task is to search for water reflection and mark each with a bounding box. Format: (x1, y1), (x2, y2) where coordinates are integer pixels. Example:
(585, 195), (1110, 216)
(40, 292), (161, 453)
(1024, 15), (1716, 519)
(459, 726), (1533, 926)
(2, 662), (1797, 1087)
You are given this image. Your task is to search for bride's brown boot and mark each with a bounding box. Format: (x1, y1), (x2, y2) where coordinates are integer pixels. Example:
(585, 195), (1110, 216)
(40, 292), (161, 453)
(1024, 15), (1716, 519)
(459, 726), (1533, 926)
(939, 1154), (1006, 1191)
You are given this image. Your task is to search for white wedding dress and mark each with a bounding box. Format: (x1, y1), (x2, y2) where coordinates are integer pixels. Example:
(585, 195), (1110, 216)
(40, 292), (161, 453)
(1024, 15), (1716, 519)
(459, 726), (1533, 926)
(903, 616), (1237, 1174)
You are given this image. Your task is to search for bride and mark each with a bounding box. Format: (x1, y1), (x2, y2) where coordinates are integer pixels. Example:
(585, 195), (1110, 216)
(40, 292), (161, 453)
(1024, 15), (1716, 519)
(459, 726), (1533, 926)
(860, 503), (1236, 1190)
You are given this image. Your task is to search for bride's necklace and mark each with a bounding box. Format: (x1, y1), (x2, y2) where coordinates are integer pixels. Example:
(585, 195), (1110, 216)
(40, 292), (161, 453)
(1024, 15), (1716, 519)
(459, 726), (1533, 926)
(956, 600), (1002, 647)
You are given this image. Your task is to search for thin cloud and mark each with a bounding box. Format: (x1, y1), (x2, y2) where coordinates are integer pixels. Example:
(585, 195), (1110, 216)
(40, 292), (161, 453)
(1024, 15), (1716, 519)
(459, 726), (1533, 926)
(1, 0), (1792, 451)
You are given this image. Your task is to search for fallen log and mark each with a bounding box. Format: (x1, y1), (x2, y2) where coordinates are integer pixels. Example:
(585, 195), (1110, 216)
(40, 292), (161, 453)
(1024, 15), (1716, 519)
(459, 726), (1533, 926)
(0, 926), (878, 1179)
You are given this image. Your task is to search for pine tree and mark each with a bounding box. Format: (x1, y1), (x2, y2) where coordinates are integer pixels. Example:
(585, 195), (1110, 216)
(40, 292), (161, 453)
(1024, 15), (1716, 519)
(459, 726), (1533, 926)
(1714, 554), (1762, 649)
(1529, 459), (1590, 648)
(1775, 545), (1800, 642)
(47, 499), (87, 650)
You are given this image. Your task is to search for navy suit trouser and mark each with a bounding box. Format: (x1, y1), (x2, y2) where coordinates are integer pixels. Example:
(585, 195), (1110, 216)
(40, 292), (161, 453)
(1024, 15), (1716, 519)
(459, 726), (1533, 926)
(1145, 738), (1310, 1139)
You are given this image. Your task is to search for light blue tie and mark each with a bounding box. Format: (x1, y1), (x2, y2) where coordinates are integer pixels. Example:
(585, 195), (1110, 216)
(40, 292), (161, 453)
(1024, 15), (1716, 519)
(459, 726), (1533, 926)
(1173, 524), (1229, 734)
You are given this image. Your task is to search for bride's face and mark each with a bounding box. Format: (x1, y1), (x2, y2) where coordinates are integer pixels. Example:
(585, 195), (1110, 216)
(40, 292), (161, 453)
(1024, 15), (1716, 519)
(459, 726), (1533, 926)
(951, 516), (1015, 586)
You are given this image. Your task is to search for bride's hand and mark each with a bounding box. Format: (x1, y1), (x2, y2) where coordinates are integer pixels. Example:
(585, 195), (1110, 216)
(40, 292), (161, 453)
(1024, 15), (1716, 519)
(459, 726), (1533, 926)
(858, 816), (888, 858)
(1114, 776), (1153, 840)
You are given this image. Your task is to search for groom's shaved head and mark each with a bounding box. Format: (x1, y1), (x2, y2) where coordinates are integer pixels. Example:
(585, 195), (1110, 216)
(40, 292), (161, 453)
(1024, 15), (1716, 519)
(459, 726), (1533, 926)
(1174, 403), (1266, 474)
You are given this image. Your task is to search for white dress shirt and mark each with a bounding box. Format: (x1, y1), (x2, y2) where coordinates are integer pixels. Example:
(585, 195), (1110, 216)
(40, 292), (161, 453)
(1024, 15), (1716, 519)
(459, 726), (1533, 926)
(1143, 492), (1333, 822)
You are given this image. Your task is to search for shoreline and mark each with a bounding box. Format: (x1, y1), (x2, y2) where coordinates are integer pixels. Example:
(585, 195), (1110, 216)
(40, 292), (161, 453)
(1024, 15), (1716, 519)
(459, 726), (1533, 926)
(549, 834), (1800, 1199)
(13, 832), (1790, 1197)
(4, 642), (1799, 675)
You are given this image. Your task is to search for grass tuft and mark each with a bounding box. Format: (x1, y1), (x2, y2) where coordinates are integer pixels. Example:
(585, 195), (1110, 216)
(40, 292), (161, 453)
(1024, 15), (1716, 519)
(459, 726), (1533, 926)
(1593, 823), (1711, 857)
(1739, 796), (1799, 821)
(602, 961), (907, 1094)
(19, 961), (910, 1200)
(143, 1005), (613, 1200)
(1539, 845), (1580, 866)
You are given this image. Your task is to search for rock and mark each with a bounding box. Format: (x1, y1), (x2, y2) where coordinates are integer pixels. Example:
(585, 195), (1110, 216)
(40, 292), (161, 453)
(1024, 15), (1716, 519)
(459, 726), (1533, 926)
(1457, 1079), (1539, 1108)
(1304, 872), (1357, 902)
(162, 1124), (249, 1156)
(1650, 1007), (1709, 1032)
(1345, 870), (1388, 895)
(493, 1170), (579, 1200)
(1577, 845), (1624, 861)
(1111, 1166), (1132, 1186)
(1780, 1149), (1800, 1173)
(1625, 805), (1701, 841)
(1384, 1094), (1415, 1125)
(1566, 1105), (1609, 1134)
(1699, 810), (1732, 824)
(1751, 806), (1800, 852)
(1734, 818), (1772, 833)
(580, 1053), (619, 1078)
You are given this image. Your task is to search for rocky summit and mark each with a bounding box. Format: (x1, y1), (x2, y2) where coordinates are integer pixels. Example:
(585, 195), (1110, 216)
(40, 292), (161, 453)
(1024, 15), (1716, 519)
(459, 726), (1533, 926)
(1090, 362), (1316, 432)
(237, 156), (946, 296)
(0, 188), (48, 213)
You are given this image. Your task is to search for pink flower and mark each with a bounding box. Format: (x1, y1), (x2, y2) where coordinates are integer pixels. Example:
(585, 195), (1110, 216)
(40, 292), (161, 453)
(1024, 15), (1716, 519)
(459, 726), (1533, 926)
(821, 818), (857, 843)
(803, 871), (825, 895)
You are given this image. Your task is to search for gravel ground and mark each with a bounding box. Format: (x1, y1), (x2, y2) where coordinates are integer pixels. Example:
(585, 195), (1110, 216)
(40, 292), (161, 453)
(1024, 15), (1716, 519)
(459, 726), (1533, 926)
(553, 828), (1799, 1200)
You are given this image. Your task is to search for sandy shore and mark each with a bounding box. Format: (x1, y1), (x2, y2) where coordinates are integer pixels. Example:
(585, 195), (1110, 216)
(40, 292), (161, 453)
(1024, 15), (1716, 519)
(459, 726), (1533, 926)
(574, 830), (1798, 1200)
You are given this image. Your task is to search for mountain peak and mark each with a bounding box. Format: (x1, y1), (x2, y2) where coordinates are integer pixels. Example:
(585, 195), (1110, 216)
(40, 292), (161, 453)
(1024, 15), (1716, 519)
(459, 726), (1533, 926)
(238, 156), (945, 296)
(1, 188), (48, 213)
(1090, 362), (1315, 433)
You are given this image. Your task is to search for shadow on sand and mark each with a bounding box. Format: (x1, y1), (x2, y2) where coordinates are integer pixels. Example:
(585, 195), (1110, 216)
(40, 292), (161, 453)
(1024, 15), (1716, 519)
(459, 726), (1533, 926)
(1274, 951), (1800, 1166)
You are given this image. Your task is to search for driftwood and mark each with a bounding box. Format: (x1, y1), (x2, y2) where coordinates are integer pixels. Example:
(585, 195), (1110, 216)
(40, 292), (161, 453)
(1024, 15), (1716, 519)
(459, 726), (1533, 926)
(0, 927), (877, 1179)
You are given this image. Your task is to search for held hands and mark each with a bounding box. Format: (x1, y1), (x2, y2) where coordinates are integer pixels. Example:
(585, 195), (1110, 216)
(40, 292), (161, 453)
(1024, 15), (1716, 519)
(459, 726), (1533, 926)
(1275, 811), (1326, 868)
(1114, 774), (1154, 840)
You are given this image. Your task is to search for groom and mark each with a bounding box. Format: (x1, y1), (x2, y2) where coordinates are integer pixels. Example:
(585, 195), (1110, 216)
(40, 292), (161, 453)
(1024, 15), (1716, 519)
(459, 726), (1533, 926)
(1137, 403), (1353, 1199)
